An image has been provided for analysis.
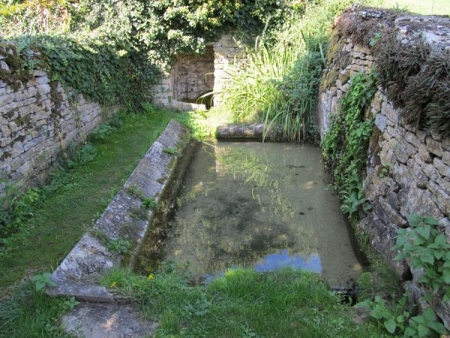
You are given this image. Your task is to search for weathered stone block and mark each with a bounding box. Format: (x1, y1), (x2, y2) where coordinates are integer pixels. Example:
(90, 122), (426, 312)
(375, 113), (387, 132)
(428, 181), (450, 216)
(434, 158), (450, 178)
(401, 184), (442, 219)
(442, 151), (450, 166)
(418, 143), (433, 163)
(411, 161), (429, 189)
(427, 137), (443, 157)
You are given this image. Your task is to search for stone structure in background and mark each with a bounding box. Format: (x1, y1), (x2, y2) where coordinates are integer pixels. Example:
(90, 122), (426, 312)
(0, 46), (116, 189)
(152, 33), (245, 110)
(317, 7), (450, 329)
(0, 32), (245, 191)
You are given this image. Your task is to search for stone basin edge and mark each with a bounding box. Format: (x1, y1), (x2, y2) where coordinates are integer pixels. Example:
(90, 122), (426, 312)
(47, 119), (189, 302)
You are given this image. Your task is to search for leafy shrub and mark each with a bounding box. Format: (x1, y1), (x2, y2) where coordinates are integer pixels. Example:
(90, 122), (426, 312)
(57, 142), (97, 170)
(89, 124), (117, 143)
(0, 179), (39, 240)
(358, 214), (450, 337)
(394, 214), (450, 303)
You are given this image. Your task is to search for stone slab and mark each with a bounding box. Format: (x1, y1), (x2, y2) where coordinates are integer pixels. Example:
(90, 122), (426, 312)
(47, 120), (188, 302)
(62, 303), (158, 338)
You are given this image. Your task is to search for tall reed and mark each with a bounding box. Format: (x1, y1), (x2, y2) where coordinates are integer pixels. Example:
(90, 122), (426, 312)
(223, 0), (373, 142)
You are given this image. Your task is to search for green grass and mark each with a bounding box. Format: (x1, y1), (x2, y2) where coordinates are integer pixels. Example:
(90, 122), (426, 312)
(0, 281), (74, 337)
(0, 105), (173, 296)
(99, 267), (389, 338)
(222, 0), (376, 142)
(379, 0), (450, 15)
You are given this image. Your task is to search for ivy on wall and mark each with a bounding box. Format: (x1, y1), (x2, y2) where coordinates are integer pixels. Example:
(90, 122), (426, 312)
(322, 72), (377, 218)
(0, 0), (300, 108)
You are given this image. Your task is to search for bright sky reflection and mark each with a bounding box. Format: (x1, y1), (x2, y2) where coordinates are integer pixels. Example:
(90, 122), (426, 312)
(254, 249), (322, 273)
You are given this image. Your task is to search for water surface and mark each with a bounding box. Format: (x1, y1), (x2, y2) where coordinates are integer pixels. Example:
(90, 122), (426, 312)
(149, 141), (362, 287)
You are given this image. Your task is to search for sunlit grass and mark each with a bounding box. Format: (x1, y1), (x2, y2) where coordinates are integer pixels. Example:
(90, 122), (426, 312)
(379, 0), (450, 15)
(97, 267), (389, 337)
(0, 105), (174, 296)
(222, 0), (375, 142)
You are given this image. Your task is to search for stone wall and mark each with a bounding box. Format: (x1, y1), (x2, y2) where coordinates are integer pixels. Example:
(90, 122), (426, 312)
(317, 7), (450, 328)
(152, 33), (245, 110)
(0, 44), (115, 189)
(172, 46), (215, 102)
(212, 33), (246, 107)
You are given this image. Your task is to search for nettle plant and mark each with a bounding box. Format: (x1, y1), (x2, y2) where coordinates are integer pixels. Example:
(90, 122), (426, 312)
(394, 214), (450, 302)
(393, 214), (450, 337)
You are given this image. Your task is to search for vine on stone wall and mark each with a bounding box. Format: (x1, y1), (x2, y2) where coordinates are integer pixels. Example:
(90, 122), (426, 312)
(322, 72), (377, 218)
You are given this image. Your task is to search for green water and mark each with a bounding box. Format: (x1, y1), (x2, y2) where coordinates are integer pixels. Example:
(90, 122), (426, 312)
(145, 141), (363, 287)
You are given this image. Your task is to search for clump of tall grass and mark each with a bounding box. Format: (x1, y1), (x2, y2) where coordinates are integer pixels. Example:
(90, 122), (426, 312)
(223, 0), (374, 142)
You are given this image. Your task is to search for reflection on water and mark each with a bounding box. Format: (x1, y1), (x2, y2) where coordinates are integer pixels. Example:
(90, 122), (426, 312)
(144, 141), (362, 287)
(254, 249), (322, 273)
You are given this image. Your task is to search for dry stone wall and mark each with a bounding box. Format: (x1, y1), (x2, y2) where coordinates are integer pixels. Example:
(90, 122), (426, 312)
(317, 7), (450, 328)
(152, 33), (245, 110)
(212, 33), (246, 107)
(172, 46), (215, 102)
(0, 44), (115, 189)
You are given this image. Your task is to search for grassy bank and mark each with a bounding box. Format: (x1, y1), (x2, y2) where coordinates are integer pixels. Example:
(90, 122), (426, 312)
(0, 105), (393, 337)
(100, 267), (388, 338)
(0, 105), (174, 295)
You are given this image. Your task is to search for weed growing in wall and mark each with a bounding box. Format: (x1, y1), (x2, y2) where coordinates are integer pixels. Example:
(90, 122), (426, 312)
(322, 72), (377, 218)
(358, 214), (449, 337)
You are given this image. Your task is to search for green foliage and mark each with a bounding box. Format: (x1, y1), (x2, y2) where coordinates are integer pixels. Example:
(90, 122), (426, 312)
(57, 143), (97, 170)
(358, 294), (447, 337)
(394, 214), (450, 302)
(163, 146), (180, 156)
(30, 272), (56, 291)
(0, 0), (71, 36)
(11, 34), (160, 108)
(142, 197), (157, 210)
(106, 238), (132, 255)
(0, 280), (70, 336)
(62, 296), (80, 311)
(99, 266), (386, 337)
(224, 0), (368, 142)
(357, 214), (450, 337)
(1, 0), (297, 111)
(89, 124), (117, 143)
(126, 183), (144, 199)
(358, 295), (409, 335)
(322, 72), (377, 218)
(0, 179), (39, 240)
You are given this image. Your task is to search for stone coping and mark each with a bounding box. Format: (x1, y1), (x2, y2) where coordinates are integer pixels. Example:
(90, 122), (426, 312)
(47, 120), (189, 302)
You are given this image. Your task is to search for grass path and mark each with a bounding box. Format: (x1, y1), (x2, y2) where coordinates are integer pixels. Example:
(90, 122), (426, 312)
(0, 107), (173, 296)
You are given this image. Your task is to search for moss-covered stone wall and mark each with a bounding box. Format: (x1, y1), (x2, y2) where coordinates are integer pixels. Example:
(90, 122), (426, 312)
(0, 42), (116, 189)
(317, 5), (450, 329)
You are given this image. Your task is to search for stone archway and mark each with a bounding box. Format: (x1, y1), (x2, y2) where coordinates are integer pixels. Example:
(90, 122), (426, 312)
(171, 45), (215, 105)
